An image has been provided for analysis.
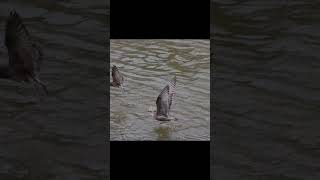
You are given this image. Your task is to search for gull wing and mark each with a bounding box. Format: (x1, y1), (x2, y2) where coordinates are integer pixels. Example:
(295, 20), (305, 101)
(5, 10), (42, 78)
(156, 76), (176, 117)
(111, 65), (123, 85)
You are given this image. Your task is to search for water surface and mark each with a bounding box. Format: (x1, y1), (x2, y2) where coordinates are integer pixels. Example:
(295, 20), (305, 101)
(213, 1), (320, 179)
(110, 39), (210, 141)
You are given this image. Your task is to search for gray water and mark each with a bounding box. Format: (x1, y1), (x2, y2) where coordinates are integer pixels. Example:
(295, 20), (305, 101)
(213, 1), (320, 179)
(110, 39), (210, 141)
(0, 1), (108, 179)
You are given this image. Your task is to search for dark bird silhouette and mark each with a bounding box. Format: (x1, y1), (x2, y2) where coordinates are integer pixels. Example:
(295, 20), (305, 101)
(110, 65), (124, 88)
(154, 76), (177, 121)
(0, 10), (47, 94)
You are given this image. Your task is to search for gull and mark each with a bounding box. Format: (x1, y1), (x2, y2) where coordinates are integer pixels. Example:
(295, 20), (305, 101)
(149, 76), (177, 121)
(110, 65), (125, 93)
(0, 10), (48, 94)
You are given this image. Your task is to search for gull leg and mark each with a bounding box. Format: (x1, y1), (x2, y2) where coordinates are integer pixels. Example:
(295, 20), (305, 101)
(120, 85), (127, 95)
(29, 76), (48, 95)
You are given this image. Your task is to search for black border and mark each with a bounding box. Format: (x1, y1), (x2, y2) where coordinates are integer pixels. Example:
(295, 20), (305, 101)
(111, 141), (210, 179)
(110, 0), (210, 39)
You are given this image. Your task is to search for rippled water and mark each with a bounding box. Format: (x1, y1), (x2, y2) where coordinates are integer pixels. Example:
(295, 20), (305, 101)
(0, 1), (108, 179)
(213, 1), (320, 179)
(110, 39), (210, 141)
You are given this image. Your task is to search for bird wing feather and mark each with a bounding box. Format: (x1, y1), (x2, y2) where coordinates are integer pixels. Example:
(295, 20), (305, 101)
(156, 84), (170, 117)
(112, 66), (123, 85)
(5, 11), (42, 77)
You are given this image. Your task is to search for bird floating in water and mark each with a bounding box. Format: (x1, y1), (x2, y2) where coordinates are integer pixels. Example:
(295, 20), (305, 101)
(110, 65), (125, 92)
(0, 10), (48, 94)
(150, 76), (177, 121)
